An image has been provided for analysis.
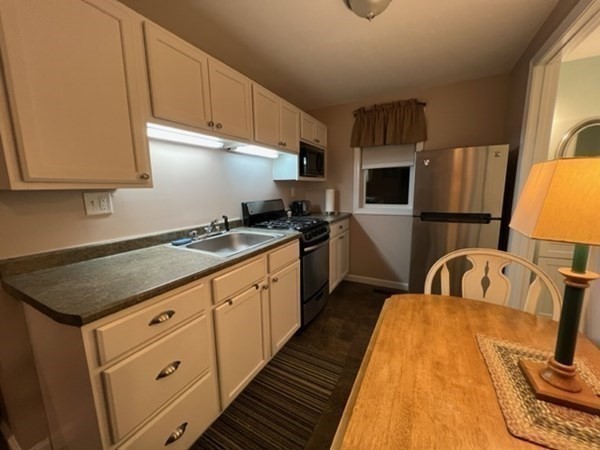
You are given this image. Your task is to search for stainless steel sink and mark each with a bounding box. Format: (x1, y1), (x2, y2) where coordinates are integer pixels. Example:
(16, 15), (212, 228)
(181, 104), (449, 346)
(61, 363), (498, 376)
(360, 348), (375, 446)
(177, 230), (284, 257)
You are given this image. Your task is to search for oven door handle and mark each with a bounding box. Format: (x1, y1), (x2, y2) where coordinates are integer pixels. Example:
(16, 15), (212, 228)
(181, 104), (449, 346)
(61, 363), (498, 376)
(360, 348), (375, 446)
(303, 239), (329, 254)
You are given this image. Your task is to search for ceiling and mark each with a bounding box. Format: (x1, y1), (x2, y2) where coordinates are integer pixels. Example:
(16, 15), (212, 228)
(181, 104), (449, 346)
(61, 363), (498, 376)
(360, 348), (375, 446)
(119, 0), (559, 111)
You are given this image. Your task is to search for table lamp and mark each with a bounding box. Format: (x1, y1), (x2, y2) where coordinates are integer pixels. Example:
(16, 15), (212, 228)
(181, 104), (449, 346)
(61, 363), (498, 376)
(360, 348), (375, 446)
(509, 156), (600, 415)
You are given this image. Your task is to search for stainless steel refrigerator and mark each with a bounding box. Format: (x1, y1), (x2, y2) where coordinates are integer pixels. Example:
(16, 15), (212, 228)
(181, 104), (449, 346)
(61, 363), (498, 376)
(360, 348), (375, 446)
(408, 145), (509, 294)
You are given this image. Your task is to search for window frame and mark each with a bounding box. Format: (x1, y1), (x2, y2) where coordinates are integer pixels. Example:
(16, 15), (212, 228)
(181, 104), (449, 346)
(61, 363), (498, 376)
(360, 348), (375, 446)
(352, 143), (422, 216)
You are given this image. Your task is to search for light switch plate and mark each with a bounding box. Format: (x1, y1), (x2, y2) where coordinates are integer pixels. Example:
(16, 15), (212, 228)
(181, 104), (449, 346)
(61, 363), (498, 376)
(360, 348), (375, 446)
(83, 192), (113, 216)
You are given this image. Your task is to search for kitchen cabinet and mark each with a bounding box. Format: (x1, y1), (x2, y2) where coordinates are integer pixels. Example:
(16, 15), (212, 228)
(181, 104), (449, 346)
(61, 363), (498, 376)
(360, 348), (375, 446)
(211, 240), (300, 407)
(300, 112), (327, 148)
(144, 22), (212, 133)
(0, 0), (152, 189)
(23, 278), (219, 449)
(143, 22), (253, 141)
(329, 219), (350, 293)
(253, 84), (300, 153)
(208, 59), (253, 141)
(213, 283), (267, 408)
(267, 243), (301, 354)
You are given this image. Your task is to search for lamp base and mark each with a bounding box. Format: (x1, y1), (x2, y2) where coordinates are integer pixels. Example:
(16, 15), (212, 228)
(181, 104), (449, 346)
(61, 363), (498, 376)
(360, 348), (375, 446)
(519, 359), (600, 415)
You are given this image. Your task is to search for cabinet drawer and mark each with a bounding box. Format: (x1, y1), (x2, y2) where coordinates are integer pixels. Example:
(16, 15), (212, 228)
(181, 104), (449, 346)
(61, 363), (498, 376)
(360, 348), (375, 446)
(95, 282), (208, 365)
(330, 219), (350, 238)
(117, 372), (219, 450)
(268, 241), (299, 273)
(212, 257), (266, 304)
(103, 316), (212, 442)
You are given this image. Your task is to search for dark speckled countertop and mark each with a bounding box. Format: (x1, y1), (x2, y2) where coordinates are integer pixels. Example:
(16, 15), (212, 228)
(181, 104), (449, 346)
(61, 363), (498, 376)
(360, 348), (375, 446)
(2, 229), (299, 327)
(310, 212), (351, 224)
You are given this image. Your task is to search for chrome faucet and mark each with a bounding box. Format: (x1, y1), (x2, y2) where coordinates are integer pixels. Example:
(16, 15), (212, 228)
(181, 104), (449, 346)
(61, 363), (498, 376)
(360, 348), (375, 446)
(204, 218), (219, 235)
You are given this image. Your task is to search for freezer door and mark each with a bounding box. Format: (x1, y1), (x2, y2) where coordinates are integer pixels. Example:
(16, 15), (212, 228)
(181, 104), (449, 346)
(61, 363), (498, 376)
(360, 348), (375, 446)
(413, 145), (508, 217)
(408, 218), (501, 294)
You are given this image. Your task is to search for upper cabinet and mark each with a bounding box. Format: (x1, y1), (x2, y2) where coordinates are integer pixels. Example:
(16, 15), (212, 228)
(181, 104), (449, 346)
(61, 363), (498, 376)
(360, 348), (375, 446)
(144, 22), (212, 133)
(0, 0), (152, 190)
(144, 23), (253, 142)
(300, 112), (327, 149)
(252, 84), (299, 153)
(209, 60), (253, 141)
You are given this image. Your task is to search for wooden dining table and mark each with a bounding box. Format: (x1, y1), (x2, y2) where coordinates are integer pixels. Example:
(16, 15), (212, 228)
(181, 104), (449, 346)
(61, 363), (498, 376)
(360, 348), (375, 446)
(332, 294), (600, 449)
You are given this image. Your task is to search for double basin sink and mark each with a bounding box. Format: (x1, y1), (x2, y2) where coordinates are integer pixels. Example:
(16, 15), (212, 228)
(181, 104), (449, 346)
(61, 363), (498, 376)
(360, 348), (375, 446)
(173, 230), (284, 257)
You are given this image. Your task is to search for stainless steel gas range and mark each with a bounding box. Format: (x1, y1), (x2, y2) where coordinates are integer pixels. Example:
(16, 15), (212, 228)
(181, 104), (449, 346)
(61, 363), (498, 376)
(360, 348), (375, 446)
(242, 199), (330, 327)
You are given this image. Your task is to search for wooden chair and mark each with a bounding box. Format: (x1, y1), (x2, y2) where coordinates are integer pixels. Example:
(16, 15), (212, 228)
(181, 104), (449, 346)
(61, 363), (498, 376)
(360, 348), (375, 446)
(424, 248), (562, 320)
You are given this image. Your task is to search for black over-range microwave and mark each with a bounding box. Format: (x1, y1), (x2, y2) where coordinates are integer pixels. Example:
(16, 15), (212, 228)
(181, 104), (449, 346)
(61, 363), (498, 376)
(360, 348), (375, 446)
(299, 142), (325, 178)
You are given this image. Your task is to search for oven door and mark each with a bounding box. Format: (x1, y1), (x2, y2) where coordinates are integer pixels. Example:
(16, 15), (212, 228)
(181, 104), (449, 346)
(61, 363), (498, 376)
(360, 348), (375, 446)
(301, 239), (329, 301)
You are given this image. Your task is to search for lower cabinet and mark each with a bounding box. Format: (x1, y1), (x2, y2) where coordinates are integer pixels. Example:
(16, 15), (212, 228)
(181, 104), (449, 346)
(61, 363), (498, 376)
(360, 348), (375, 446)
(213, 283), (267, 408)
(269, 261), (301, 355)
(21, 239), (300, 449)
(330, 219), (350, 293)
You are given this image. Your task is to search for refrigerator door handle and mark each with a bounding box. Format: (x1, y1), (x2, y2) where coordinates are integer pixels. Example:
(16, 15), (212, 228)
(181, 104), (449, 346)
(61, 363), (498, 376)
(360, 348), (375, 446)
(419, 212), (493, 224)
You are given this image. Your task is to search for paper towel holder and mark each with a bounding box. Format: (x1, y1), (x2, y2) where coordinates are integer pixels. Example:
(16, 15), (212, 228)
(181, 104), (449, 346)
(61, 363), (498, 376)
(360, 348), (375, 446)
(325, 188), (337, 215)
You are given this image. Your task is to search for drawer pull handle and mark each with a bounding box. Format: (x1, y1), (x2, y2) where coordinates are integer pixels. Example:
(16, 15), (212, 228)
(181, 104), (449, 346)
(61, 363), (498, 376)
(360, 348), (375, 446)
(149, 310), (176, 326)
(156, 361), (181, 380)
(165, 422), (188, 445)
(273, 277), (279, 283)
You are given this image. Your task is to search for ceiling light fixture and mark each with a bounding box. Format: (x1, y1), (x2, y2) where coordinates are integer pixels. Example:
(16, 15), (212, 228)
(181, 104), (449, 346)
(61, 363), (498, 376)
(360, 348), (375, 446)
(146, 123), (224, 149)
(228, 145), (279, 159)
(346, 0), (392, 21)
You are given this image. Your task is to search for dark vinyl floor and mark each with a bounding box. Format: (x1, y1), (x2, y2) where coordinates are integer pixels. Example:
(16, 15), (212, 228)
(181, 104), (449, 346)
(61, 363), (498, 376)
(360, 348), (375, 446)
(292, 281), (393, 449)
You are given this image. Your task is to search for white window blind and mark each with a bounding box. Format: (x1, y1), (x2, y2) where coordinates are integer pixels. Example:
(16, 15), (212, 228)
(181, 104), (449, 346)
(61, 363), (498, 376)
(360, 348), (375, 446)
(361, 144), (415, 169)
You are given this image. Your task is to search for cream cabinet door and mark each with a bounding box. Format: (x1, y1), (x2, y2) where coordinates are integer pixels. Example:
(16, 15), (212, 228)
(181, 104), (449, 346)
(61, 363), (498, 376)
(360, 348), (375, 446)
(329, 236), (340, 293)
(339, 231), (350, 279)
(315, 120), (328, 148)
(279, 101), (300, 153)
(269, 261), (300, 355)
(300, 112), (316, 143)
(0, 0), (151, 185)
(252, 84), (279, 147)
(213, 284), (266, 408)
(144, 22), (212, 132)
(208, 59), (253, 141)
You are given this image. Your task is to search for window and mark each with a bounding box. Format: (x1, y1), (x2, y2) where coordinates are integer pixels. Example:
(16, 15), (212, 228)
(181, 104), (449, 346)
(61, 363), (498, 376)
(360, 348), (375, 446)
(353, 144), (421, 215)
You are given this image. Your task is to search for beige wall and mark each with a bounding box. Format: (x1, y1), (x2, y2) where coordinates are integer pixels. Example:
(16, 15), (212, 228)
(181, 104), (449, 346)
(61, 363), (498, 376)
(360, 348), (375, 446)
(302, 74), (510, 286)
(0, 141), (294, 259)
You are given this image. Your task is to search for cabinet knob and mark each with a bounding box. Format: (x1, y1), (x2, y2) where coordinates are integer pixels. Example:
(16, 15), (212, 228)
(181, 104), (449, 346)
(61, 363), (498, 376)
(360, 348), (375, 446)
(216, 122), (223, 129)
(140, 172), (151, 180)
(148, 310), (176, 326)
(339, 225), (343, 229)
(283, 142), (287, 147)
(208, 120), (215, 127)
(273, 277), (279, 283)
(165, 422), (188, 445)
(156, 361), (181, 380)
(315, 138), (320, 143)
(226, 299), (233, 306)
(254, 284), (260, 290)
(262, 284), (269, 290)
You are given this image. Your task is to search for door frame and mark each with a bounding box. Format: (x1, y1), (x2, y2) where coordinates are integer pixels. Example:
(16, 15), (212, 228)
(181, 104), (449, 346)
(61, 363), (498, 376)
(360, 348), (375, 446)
(507, 0), (600, 307)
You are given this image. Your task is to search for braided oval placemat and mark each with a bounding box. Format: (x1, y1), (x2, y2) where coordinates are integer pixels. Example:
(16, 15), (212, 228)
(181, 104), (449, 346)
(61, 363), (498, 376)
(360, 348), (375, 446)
(476, 334), (600, 450)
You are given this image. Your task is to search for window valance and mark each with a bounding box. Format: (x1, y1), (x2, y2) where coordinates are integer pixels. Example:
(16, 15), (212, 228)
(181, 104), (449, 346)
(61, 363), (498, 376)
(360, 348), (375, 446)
(351, 98), (427, 147)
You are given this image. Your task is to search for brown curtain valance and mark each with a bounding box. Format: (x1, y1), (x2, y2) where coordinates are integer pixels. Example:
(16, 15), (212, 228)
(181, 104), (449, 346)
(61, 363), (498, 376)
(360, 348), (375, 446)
(351, 98), (427, 147)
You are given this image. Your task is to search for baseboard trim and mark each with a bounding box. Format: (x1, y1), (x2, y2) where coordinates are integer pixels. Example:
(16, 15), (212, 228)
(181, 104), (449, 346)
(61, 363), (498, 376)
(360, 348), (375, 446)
(0, 419), (20, 450)
(0, 419), (50, 450)
(344, 274), (408, 291)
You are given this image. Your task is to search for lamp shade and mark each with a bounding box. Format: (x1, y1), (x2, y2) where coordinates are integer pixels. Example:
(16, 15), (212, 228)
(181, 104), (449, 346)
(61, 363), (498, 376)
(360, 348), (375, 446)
(509, 157), (600, 246)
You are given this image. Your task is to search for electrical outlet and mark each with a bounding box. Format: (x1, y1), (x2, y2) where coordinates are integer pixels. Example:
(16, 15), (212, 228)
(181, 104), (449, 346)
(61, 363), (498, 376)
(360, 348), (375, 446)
(83, 192), (113, 216)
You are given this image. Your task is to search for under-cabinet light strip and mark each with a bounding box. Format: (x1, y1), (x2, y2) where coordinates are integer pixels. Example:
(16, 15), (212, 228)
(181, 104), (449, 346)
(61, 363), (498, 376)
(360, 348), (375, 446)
(229, 145), (279, 159)
(146, 123), (224, 149)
